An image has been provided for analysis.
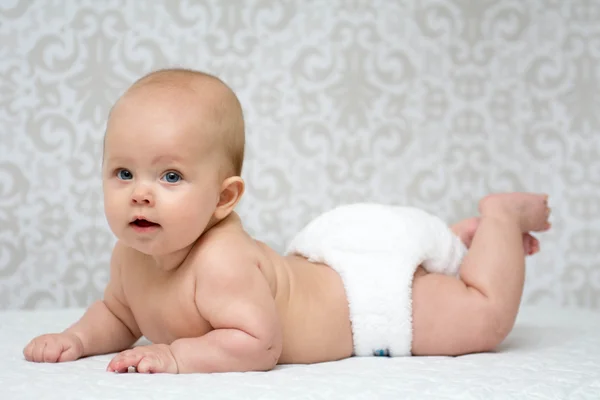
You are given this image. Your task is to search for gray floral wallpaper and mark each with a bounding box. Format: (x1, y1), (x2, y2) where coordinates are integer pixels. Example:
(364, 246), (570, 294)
(0, 0), (599, 310)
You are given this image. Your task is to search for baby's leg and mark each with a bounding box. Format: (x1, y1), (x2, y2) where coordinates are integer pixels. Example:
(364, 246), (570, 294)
(411, 193), (551, 356)
(451, 217), (540, 256)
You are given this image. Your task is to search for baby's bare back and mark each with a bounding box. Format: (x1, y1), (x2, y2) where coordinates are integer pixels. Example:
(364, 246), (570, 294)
(257, 243), (354, 364)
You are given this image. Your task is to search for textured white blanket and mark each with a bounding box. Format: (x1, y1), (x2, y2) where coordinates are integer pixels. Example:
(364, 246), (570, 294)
(1, 306), (599, 399)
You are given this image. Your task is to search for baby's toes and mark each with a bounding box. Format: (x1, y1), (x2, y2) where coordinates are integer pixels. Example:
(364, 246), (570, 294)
(530, 196), (548, 230)
(540, 197), (552, 230)
(544, 207), (552, 230)
(523, 233), (540, 255)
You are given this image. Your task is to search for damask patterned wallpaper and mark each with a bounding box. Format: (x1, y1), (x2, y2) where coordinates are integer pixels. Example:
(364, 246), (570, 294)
(0, 0), (599, 310)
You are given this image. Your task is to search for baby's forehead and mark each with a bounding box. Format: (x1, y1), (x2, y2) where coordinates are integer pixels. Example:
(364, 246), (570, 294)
(103, 128), (213, 164)
(104, 150), (196, 167)
(104, 115), (219, 167)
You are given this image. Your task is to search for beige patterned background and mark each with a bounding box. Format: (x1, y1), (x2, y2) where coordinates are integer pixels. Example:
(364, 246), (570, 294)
(0, 0), (599, 310)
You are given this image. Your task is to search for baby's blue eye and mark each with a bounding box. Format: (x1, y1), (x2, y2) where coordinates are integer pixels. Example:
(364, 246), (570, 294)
(162, 171), (181, 183)
(117, 169), (133, 180)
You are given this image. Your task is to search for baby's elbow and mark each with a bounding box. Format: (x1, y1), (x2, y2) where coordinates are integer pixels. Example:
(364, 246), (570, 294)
(232, 327), (281, 371)
(258, 337), (282, 371)
(258, 321), (283, 369)
(477, 306), (516, 352)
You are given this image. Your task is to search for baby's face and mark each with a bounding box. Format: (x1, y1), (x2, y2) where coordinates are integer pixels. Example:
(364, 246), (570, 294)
(102, 87), (223, 256)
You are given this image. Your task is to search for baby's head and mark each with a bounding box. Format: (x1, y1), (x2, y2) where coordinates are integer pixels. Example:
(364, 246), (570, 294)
(102, 68), (245, 256)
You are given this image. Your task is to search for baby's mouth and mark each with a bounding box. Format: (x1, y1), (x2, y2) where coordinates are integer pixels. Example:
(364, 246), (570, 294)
(131, 218), (160, 228)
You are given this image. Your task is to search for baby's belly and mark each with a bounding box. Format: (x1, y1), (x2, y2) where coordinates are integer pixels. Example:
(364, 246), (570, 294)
(276, 255), (354, 364)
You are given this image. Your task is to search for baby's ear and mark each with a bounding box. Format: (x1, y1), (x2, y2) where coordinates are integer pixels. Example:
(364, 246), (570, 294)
(213, 176), (245, 220)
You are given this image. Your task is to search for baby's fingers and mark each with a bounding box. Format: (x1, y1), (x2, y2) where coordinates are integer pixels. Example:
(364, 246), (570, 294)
(42, 343), (64, 363)
(23, 341), (34, 361)
(33, 341), (47, 362)
(23, 334), (83, 363)
(57, 342), (82, 362)
(107, 350), (143, 373)
(136, 354), (161, 374)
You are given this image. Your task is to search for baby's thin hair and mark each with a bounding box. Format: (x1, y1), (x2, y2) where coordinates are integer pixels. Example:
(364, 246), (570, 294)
(105, 67), (245, 177)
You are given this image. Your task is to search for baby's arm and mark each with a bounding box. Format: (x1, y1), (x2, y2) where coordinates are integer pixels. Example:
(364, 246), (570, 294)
(169, 244), (282, 373)
(66, 244), (141, 357)
(24, 242), (141, 362)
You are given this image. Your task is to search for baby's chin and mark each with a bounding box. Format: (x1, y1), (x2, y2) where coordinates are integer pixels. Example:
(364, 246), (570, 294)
(120, 232), (201, 258)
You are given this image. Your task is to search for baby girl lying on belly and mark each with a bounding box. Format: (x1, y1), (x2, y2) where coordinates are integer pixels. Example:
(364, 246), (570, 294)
(23, 68), (551, 373)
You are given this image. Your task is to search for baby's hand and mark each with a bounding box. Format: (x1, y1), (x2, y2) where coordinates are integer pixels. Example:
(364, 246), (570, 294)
(23, 333), (84, 363)
(107, 344), (178, 374)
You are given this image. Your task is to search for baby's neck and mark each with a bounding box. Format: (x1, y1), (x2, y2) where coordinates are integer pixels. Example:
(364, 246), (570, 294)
(150, 243), (196, 272)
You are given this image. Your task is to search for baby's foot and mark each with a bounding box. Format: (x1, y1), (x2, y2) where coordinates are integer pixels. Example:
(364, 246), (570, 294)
(479, 192), (551, 233)
(523, 233), (539, 256)
(453, 216), (540, 255)
(451, 217), (480, 247)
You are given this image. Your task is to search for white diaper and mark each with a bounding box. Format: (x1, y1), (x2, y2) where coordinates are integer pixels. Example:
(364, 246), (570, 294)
(285, 203), (467, 357)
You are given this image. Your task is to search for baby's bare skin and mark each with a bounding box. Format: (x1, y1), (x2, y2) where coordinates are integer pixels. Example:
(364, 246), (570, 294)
(22, 68), (552, 373)
(112, 213), (355, 366)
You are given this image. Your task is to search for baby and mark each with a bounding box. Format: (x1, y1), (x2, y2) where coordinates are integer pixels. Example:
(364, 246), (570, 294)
(23, 68), (551, 373)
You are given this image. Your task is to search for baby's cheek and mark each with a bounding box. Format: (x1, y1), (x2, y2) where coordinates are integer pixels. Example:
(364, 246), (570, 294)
(104, 201), (122, 231)
(168, 204), (208, 234)
(165, 191), (214, 230)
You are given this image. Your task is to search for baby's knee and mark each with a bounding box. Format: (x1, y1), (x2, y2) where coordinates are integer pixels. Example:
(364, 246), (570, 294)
(476, 304), (516, 352)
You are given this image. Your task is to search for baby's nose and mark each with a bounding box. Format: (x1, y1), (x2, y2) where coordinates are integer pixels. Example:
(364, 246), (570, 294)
(131, 185), (155, 206)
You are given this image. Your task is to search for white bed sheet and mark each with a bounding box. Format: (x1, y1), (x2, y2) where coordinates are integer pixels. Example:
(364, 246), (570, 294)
(0, 306), (599, 399)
